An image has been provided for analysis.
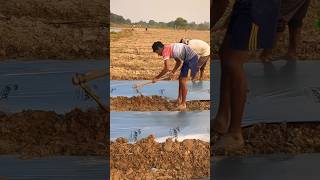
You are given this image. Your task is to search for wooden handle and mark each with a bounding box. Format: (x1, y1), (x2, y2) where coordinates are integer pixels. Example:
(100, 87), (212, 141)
(133, 73), (170, 89)
(79, 83), (108, 112)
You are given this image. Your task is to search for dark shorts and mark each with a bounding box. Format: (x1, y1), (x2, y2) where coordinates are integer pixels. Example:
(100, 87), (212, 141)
(180, 55), (198, 78)
(227, 0), (281, 50)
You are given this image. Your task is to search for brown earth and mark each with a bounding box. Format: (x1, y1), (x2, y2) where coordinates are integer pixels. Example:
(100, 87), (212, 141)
(0, 0), (108, 60)
(110, 135), (210, 180)
(110, 28), (210, 80)
(110, 122), (320, 179)
(212, 0), (320, 60)
(212, 122), (320, 156)
(111, 95), (210, 111)
(0, 108), (108, 158)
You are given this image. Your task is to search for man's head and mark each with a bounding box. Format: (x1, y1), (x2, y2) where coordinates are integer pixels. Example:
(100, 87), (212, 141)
(152, 41), (164, 56)
(179, 38), (189, 44)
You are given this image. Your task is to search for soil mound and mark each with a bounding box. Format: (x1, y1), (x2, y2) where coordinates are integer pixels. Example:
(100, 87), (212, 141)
(0, 108), (108, 158)
(212, 122), (320, 156)
(111, 95), (210, 111)
(110, 135), (210, 179)
(0, 0), (108, 60)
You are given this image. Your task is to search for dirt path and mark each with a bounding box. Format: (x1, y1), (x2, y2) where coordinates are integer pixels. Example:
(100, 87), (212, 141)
(110, 28), (210, 80)
(111, 96), (210, 111)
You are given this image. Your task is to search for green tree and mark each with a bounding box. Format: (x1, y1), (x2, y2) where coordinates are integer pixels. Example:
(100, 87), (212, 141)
(148, 20), (156, 26)
(174, 17), (188, 28)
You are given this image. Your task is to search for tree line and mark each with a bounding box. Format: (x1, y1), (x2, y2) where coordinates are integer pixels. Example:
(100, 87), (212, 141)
(110, 13), (209, 30)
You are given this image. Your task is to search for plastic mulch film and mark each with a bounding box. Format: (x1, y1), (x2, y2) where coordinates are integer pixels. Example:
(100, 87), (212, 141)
(111, 111), (210, 143)
(0, 60), (107, 113)
(212, 60), (320, 126)
(110, 80), (210, 101)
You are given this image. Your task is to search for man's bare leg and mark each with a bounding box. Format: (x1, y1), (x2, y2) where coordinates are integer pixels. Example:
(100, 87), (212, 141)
(178, 77), (188, 110)
(176, 80), (183, 105)
(283, 26), (300, 60)
(214, 49), (249, 150)
(212, 38), (231, 134)
(199, 61), (207, 80)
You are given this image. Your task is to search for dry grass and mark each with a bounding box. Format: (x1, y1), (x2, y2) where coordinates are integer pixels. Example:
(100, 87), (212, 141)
(110, 28), (210, 80)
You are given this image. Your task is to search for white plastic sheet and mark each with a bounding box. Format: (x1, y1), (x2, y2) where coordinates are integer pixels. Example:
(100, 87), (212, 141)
(111, 80), (210, 101)
(0, 60), (107, 113)
(212, 60), (320, 125)
(111, 111), (210, 143)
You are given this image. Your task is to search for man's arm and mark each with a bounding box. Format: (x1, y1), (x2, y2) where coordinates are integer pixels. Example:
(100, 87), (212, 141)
(154, 60), (170, 80)
(211, 0), (230, 29)
(171, 58), (182, 74)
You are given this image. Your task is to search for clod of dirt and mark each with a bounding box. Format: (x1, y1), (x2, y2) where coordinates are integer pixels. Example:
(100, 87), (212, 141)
(0, 108), (108, 158)
(111, 95), (210, 111)
(110, 135), (210, 179)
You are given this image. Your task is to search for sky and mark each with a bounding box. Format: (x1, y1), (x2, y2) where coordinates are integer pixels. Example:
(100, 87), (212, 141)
(110, 0), (210, 24)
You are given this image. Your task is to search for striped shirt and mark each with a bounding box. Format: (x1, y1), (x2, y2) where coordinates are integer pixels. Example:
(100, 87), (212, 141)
(162, 43), (197, 61)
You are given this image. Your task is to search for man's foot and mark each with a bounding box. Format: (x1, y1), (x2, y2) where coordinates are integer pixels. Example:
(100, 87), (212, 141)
(260, 49), (275, 63)
(213, 133), (244, 152)
(175, 97), (182, 105)
(260, 54), (276, 63)
(177, 103), (187, 111)
(212, 114), (230, 134)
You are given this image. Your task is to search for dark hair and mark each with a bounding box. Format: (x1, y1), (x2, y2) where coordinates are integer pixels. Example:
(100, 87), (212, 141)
(179, 38), (184, 43)
(152, 41), (164, 52)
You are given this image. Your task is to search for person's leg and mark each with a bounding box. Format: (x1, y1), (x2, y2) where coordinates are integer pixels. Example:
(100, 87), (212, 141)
(191, 56), (207, 81)
(284, 0), (310, 60)
(226, 50), (249, 135)
(260, 32), (282, 62)
(177, 81), (182, 105)
(213, 49), (249, 150)
(178, 76), (188, 110)
(284, 26), (301, 60)
(283, 25), (300, 60)
(213, 0), (281, 151)
(260, 19), (285, 62)
(212, 36), (231, 134)
(199, 56), (209, 80)
(178, 61), (189, 110)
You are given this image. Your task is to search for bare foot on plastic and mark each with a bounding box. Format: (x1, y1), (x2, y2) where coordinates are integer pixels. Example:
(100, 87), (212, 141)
(213, 133), (244, 152)
(177, 103), (187, 111)
(260, 54), (276, 63)
(175, 97), (182, 106)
